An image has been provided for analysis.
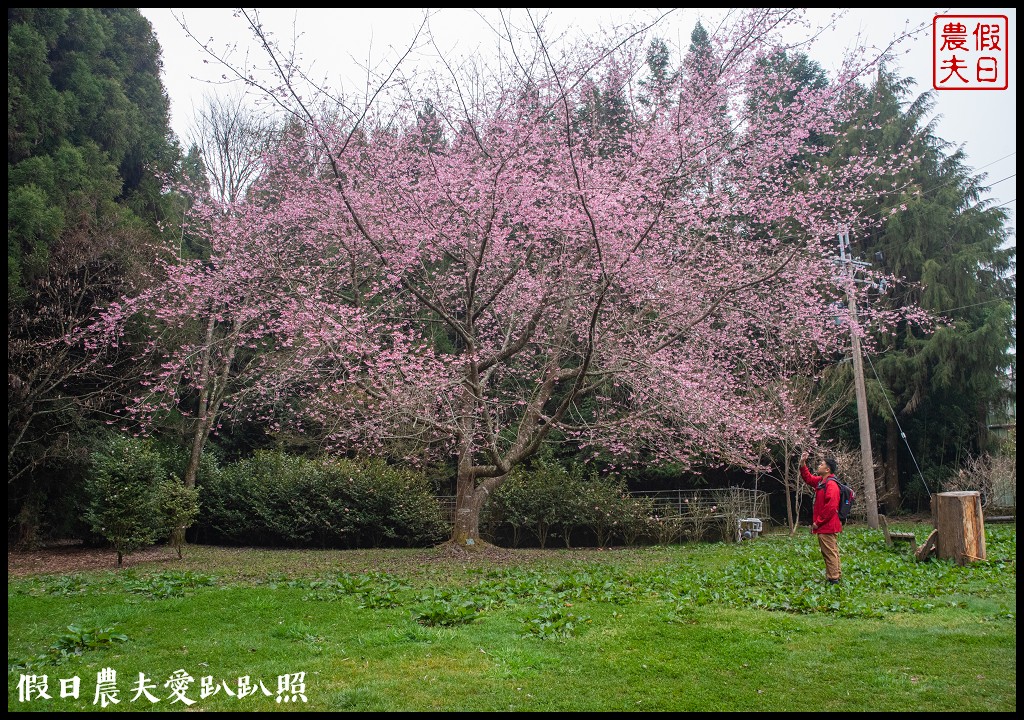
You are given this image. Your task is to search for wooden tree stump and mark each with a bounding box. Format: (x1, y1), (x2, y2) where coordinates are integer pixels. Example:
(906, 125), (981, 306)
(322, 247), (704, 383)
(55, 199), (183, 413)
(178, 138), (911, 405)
(934, 491), (986, 565)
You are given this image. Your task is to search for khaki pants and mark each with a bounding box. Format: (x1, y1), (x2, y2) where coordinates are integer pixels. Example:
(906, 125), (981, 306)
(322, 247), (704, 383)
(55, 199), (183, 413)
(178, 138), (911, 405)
(817, 533), (841, 581)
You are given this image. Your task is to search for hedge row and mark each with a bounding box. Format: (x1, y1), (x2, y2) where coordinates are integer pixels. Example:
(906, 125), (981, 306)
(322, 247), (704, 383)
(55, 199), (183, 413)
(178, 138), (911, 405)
(196, 450), (448, 549)
(84, 436), (727, 552)
(483, 457), (726, 547)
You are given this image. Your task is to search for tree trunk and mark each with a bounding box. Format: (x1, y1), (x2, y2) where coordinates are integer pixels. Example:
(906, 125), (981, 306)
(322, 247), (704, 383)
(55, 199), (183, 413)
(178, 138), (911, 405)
(789, 454), (805, 538)
(782, 447), (796, 536)
(882, 420), (903, 513)
(450, 449), (508, 545)
(15, 487), (43, 549)
(183, 418), (209, 490)
(934, 491), (986, 565)
(451, 466), (481, 544)
(172, 526), (185, 559)
(183, 315), (217, 490)
(182, 318), (238, 490)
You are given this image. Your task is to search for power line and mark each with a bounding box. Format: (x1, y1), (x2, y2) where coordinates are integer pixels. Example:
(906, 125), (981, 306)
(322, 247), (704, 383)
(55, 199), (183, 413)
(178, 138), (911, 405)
(974, 151), (1016, 172)
(802, 296), (1011, 322)
(988, 173), (1016, 187)
(841, 149), (1015, 231)
(862, 351), (932, 497)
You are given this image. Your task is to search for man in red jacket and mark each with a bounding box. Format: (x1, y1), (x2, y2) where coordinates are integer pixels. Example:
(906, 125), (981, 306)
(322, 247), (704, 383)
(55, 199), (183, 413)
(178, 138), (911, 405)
(800, 450), (842, 585)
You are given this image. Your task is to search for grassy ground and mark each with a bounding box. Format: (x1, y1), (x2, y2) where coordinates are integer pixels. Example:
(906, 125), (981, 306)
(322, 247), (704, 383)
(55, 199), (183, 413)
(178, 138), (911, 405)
(7, 521), (1016, 711)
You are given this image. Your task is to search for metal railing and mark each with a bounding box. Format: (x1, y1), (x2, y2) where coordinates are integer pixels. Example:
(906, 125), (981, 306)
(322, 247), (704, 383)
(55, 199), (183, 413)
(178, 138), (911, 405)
(435, 487), (769, 529)
(630, 487), (768, 520)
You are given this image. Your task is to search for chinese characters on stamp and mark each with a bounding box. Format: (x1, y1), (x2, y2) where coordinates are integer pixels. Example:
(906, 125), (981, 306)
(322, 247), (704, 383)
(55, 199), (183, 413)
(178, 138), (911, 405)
(933, 14), (1009, 90)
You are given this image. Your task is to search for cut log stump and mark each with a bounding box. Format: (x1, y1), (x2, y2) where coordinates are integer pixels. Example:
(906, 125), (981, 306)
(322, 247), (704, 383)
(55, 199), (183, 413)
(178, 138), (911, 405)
(933, 491), (986, 565)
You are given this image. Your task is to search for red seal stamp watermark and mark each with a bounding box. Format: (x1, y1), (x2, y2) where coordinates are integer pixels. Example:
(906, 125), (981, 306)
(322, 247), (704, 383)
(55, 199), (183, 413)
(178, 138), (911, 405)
(933, 14), (1009, 90)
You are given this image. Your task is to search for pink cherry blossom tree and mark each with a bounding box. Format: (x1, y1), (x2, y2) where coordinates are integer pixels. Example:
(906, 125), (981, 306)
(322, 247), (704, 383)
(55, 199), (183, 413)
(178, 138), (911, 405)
(100, 9), (930, 544)
(86, 197), (292, 489)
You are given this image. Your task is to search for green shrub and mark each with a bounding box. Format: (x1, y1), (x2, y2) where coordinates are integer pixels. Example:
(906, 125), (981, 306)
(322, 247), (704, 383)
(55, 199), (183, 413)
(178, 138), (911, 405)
(413, 590), (481, 627)
(154, 475), (201, 558)
(488, 473), (531, 547)
(83, 435), (167, 566)
(196, 451), (447, 548)
(491, 457), (651, 548)
(618, 493), (655, 546)
(583, 475), (631, 548)
(493, 459), (585, 548)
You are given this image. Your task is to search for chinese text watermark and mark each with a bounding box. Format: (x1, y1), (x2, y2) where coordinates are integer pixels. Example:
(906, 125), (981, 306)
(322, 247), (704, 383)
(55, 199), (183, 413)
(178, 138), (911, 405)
(933, 14), (1009, 90)
(16, 669), (308, 706)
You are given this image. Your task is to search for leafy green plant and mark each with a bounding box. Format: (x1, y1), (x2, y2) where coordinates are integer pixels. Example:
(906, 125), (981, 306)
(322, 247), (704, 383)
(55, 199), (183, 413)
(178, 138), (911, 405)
(523, 600), (591, 641)
(29, 574), (93, 597)
(358, 574), (410, 609)
(52, 624), (129, 654)
(413, 591), (481, 627)
(10, 624), (128, 671)
(300, 572), (410, 607)
(124, 570), (216, 599)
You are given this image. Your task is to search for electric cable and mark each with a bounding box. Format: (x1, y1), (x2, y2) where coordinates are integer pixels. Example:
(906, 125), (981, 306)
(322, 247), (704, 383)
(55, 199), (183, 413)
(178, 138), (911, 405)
(863, 350), (932, 497)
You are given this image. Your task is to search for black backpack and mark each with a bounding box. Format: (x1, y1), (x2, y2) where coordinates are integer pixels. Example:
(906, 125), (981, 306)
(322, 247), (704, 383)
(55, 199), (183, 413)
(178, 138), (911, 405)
(830, 477), (855, 525)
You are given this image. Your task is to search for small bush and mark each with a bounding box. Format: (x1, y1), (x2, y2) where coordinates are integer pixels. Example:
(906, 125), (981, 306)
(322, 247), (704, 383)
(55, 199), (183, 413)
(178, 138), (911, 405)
(523, 600), (590, 641)
(490, 458), (654, 548)
(84, 435), (167, 566)
(11, 624), (129, 670)
(650, 513), (687, 545)
(945, 453), (1017, 510)
(582, 477), (622, 548)
(154, 475), (200, 558)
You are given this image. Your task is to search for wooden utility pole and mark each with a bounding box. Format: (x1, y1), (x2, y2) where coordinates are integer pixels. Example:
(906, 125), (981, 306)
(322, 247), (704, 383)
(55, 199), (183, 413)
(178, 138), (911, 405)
(839, 230), (879, 529)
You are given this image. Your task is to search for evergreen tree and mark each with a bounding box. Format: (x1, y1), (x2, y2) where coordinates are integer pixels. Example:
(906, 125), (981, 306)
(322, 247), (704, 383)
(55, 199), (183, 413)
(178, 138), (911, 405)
(573, 73), (634, 159)
(639, 37), (679, 109)
(8, 8), (179, 294)
(415, 99), (447, 155)
(747, 49), (830, 166)
(8, 8), (182, 544)
(679, 21), (732, 195)
(830, 67), (1015, 510)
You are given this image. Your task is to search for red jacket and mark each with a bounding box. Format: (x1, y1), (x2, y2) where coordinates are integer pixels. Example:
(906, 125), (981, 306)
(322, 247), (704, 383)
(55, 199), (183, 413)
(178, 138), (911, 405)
(800, 464), (843, 534)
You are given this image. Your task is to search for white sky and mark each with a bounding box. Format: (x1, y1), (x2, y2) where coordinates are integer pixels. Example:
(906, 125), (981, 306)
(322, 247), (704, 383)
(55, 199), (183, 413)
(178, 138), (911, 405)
(140, 8), (1016, 240)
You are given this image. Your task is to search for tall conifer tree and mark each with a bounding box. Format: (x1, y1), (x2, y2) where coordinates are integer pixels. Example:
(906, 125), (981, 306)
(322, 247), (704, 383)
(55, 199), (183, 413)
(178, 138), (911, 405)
(8, 8), (181, 542)
(831, 67), (1015, 509)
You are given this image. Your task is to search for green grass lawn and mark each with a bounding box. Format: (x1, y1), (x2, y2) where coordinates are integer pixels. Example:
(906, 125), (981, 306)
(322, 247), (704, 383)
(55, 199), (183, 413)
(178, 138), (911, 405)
(8, 521), (1016, 711)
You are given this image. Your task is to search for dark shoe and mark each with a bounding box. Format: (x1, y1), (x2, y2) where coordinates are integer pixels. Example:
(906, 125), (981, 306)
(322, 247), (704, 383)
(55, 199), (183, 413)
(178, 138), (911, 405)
(827, 578), (841, 585)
